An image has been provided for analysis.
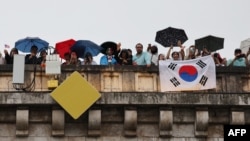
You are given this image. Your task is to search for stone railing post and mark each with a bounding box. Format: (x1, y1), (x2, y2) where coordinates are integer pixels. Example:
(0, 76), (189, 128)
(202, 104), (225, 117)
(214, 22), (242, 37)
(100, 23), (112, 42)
(124, 107), (137, 136)
(159, 107), (173, 137)
(88, 109), (101, 136)
(16, 107), (29, 136)
(195, 107), (209, 137)
(230, 108), (245, 125)
(52, 108), (65, 136)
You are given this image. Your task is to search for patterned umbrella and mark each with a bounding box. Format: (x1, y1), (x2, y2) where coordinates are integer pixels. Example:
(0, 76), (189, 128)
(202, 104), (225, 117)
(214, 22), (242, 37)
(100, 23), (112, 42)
(155, 27), (188, 47)
(195, 35), (224, 52)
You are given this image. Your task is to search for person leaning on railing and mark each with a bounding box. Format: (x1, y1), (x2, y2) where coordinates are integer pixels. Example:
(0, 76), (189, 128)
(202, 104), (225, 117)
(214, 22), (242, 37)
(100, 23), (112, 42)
(4, 48), (19, 64)
(212, 52), (227, 66)
(227, 48), (248, 67)
(69, 51), (81, 66)
(132, 43), (151, 67)
(25, 45), (39, 64)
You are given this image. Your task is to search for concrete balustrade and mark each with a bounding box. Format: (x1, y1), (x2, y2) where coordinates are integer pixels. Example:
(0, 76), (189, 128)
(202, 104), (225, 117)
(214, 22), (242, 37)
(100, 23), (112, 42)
(0, 65), (250, 140)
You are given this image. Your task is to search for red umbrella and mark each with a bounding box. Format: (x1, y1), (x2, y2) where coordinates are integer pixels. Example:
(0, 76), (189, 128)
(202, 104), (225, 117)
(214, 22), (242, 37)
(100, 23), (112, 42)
(55, 39), (76, 59)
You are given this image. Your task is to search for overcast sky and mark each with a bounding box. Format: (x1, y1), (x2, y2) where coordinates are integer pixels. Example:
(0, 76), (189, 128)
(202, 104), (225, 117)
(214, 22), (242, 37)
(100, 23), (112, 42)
(1, 0), (250, 63)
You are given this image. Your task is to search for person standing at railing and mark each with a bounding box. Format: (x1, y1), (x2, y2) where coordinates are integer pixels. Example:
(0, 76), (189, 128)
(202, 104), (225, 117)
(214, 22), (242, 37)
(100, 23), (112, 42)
(0, 52), (5, 64)
(100, 46), (118, 65)
(116, 49), (132, 65)
(82, 52), (97, 65)
(227, 48), (248, 67)
(184, 45), (199, 60)
(132, 43), (151, 67)
(69, 51), (81, 66)
(4, 48), (19, 64)
(25, 45), (39, 64)
(147, 44), (159, 66)
(166, 40), (185, 61)
(212, 53), (226, 66)
(37, 49), (47, 67)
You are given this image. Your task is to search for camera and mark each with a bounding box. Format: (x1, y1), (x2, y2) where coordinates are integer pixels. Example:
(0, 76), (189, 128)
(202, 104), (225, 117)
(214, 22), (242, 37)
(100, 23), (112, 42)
(237, 54), (246, 58)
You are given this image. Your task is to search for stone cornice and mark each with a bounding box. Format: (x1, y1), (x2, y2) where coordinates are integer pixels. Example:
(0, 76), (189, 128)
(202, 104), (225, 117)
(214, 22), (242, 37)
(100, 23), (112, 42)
(1, 92), (250, 106)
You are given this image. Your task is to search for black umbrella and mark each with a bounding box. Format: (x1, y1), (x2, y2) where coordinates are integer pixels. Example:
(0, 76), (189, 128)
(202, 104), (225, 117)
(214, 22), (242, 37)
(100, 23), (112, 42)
(195, 35), (224, 52)
(155, 27), (188, 47)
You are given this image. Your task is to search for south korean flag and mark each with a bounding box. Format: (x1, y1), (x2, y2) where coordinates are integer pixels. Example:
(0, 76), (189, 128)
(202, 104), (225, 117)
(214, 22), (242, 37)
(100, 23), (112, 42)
(159, 55), (216, 92)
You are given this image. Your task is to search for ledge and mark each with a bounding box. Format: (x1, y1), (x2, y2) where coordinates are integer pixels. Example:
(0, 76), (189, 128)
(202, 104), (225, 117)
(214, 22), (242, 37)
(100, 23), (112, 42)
(0, 92), (250, 106)
(0, 64), (249, 73)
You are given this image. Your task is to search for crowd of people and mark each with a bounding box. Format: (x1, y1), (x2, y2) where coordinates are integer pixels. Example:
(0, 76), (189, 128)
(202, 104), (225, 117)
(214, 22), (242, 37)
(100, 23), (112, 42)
(0, 42), (250, 67)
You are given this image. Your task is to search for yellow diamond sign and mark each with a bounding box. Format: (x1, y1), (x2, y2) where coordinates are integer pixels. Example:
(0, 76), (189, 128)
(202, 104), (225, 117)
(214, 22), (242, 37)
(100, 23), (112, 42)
(50, 71), (101, 119)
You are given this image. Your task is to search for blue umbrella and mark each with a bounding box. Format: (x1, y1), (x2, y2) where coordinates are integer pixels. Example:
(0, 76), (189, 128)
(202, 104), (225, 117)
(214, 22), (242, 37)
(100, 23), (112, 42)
(70, 40), (102, 58)
(15, 37), (49, 53)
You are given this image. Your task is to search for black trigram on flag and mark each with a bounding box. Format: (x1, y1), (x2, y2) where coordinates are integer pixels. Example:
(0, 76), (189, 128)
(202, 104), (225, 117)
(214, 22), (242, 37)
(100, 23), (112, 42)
(196, 60), (207, 68)
(170, 77), (180, 87)
(168, 63), (177, 70)
(199, 75), (208, 86)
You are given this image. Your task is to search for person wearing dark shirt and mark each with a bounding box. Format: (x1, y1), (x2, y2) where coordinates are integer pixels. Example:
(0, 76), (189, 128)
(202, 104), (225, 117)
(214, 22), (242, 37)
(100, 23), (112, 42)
(4, 48), (19, 64)
(25, 45), (38, 64)
(37, 50), (47, 65)
(116, 49), (132, 65)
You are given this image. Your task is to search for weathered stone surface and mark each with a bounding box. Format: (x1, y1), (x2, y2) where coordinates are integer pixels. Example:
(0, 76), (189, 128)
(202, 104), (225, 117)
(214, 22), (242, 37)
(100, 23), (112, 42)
(101, 123), (123, 136)
(16, 109), (29, 136)
(1, 93), (250, 106)
(88, 109), (101, 136)
(195, 109), (208, 137)
(101, 107), (123, 123)
(68, 137), (86, 141)
(230, 111), (245, 125)
(207, 125), (223, 138)
(0, 65), (250, 140)
(29, 124), (51, 137)
(209, 108), (229, 124)
(173, 108), (195, 123)
(29, 109), (51, 122)
(138, 107), (158, 123)
(0, 108), (16, 122)
(65, 123), (87, 136)
(52, 109), (65, 136)
(172, 124), (194, 137)
(137, 124), (159, 137)
(159, 109), (173, 137)
(124, 109), (137, 136)
(0, 124), (15, 136)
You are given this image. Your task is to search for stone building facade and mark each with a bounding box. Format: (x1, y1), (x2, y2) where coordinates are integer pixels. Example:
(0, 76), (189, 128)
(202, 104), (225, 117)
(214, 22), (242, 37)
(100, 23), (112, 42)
(0, 65), (250, 141)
